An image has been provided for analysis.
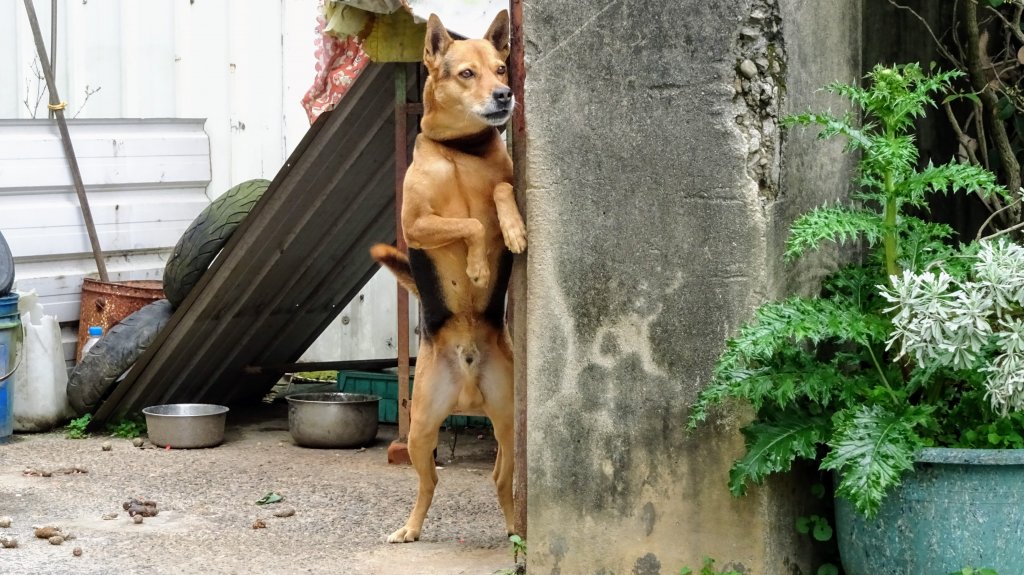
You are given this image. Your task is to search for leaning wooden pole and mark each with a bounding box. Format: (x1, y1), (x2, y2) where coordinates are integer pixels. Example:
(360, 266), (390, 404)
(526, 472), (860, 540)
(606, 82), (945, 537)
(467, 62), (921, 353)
(24, 0), (109, 282)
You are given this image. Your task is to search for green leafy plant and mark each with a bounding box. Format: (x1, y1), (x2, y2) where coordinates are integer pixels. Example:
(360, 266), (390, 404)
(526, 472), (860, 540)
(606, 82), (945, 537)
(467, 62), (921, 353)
(293, 370), (338, 381)
(794, 483), (842, 575)
(494, 535), (527, 575)
(796, 514), (833, 543)
(950, 568), (999, 575)
(65, 414), (92, 439)
(105, 415), (146, 439)
(679, 557), (742, 575)
(689, 63), (1019, 518)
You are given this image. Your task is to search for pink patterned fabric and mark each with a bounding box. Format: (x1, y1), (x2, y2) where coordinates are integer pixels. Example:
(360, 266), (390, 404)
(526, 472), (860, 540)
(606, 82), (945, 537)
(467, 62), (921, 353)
(301, 8), (370, 124)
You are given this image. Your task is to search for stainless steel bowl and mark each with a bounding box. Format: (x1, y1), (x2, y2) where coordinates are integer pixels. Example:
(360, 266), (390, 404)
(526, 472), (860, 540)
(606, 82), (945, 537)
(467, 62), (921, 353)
(142, 403), (229, 449)
(286, 392), (379, 448)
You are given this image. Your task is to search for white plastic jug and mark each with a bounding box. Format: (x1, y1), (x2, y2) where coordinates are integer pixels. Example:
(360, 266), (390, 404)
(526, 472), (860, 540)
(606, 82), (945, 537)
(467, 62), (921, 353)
(14, 290), (72, 431)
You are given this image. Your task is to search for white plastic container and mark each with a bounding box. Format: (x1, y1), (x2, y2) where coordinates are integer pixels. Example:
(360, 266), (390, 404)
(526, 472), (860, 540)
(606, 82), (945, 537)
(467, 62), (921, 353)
(13, 290), (73, 431)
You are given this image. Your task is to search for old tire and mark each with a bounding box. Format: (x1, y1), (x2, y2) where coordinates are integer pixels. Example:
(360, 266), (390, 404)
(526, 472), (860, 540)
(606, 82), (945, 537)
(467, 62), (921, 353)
(0, 229), (13, 297)
(67, 299), (174, 415)
(163, 179), (270, 308)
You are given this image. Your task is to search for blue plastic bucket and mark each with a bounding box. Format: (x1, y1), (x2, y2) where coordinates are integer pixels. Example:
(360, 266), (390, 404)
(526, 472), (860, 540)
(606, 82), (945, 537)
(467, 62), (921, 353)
(0, 293), (20, 444)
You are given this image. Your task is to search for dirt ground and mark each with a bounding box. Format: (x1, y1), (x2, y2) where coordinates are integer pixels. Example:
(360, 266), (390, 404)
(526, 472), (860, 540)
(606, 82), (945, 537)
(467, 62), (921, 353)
(0, 401), (517, 575)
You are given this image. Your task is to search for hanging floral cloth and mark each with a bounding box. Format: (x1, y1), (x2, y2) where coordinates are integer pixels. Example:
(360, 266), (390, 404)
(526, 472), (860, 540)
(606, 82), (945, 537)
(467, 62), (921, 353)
(300, 4), (372, 124)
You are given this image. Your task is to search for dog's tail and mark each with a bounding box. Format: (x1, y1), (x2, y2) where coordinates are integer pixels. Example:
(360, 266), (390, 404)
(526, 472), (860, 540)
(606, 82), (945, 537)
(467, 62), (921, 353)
(370, 244), (419, 297)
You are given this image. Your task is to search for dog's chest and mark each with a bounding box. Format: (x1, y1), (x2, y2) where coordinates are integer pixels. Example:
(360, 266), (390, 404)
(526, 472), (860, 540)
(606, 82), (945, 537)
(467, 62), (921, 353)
(426, 156), (509, 224)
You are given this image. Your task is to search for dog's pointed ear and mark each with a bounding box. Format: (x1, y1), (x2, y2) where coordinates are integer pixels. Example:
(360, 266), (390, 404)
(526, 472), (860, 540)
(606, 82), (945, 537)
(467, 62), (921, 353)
(424, 14), (453, 70)
(483, 10), (510, 59)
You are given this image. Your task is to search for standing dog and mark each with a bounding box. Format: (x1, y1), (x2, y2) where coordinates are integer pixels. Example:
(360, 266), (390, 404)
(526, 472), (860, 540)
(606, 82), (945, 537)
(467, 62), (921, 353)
(370, 9), (526, 543)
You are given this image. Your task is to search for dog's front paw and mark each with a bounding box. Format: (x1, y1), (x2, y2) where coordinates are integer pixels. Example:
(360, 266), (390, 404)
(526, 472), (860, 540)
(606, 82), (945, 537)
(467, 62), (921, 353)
(502, 221), (527, 254)
(387, 526), (420, 543)
(466, 259), (491, 288)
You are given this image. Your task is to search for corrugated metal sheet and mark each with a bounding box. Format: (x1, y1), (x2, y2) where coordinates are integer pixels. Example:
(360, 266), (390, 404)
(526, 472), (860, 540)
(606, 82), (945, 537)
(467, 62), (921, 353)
(0, 118), (211, 361)
(95, 63), (419, 421)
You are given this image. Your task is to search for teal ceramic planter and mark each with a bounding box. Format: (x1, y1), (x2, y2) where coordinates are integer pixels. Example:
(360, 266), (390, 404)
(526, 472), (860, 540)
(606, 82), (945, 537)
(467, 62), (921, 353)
(835, 448), (1024, 575)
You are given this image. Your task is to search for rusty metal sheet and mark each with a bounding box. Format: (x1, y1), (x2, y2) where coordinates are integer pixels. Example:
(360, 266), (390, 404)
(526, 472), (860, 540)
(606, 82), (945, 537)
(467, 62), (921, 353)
(93, 63), (420, 421)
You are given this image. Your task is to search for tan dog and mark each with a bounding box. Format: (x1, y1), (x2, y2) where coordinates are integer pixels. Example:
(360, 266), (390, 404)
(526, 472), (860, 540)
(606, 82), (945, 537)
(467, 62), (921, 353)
(370, 9), (525, 544)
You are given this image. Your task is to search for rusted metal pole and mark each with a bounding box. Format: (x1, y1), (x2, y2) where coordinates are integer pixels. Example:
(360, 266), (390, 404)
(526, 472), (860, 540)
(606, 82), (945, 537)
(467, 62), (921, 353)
(509, 0), (529, 539)
(395, 64), (411, 443)
(24, 0), (109, 282)
(48, 0), (56, 120)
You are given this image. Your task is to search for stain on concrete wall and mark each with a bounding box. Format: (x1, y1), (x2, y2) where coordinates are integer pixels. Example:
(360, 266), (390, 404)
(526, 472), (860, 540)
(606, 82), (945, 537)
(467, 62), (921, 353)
(523, 1), (861, 573)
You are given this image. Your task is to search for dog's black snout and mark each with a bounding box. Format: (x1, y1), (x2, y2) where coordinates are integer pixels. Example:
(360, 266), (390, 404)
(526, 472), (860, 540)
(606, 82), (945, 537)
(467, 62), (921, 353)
(465, 355), (475, 365)
(493, 87), (513, 104)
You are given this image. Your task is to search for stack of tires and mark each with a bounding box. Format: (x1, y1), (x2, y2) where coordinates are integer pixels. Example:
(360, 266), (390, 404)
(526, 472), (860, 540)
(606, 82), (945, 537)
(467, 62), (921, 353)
(67, 179), (271, 414)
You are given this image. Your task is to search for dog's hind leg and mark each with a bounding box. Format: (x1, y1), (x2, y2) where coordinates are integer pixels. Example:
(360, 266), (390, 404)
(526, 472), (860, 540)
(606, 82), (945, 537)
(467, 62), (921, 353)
(480, 334), (516, 535)
(387, 351), (459, 543)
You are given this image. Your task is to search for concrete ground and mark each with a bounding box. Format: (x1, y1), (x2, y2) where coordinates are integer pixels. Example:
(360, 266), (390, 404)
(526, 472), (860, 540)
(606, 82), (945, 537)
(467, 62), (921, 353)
(0, 401), (516, 575)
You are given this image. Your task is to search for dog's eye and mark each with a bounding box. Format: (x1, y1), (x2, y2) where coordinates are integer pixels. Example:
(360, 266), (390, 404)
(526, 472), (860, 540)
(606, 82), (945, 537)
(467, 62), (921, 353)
(496, 66), (507, 75)
(459, 69), (475, 79)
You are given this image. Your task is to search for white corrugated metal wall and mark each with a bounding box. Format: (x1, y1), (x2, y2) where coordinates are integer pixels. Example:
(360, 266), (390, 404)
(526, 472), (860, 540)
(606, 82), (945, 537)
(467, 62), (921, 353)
(1, 0), (310, 194)
(0, 0), (415, 364)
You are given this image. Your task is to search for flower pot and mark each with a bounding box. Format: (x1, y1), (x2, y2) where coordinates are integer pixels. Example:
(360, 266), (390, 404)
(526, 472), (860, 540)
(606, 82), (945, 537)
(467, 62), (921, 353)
(835, 448), (1024, 575)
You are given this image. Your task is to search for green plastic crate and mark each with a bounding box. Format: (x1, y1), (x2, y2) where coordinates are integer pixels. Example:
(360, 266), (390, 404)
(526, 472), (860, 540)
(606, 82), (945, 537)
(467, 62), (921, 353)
(336, 370), (490, 428)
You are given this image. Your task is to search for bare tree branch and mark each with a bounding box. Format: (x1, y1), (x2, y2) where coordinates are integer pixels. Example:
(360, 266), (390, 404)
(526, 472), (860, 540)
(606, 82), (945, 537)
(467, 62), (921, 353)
(980, 203), (1024, 240)
(965, 0), (1021, 226)
(985, 6), (1024, 48)
(72, 85), (102, 119)
(886, 0), (964, 68)
(21, 58), (48, 118)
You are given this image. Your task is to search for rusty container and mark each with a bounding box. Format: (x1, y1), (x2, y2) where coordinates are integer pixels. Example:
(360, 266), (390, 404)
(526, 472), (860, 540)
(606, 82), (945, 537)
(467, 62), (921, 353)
(76, 278), (165, 362)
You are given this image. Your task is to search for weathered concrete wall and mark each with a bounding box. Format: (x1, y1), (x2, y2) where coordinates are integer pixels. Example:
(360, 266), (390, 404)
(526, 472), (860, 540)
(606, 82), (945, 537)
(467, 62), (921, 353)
(522, 1), (860, 573)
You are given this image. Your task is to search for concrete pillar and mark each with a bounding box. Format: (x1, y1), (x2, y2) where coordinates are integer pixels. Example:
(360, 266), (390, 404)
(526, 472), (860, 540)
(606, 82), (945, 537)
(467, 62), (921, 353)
(522, 1), (861, 573)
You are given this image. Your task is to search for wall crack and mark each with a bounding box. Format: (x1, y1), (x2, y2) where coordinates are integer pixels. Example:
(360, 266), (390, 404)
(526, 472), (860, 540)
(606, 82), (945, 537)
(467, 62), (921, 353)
(733, 0), (786, 203)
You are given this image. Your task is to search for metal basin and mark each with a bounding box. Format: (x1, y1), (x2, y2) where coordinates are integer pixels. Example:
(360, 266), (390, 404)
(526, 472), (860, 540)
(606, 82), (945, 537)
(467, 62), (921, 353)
(287, 392), (379, 448)
(142, 403), (229, 449)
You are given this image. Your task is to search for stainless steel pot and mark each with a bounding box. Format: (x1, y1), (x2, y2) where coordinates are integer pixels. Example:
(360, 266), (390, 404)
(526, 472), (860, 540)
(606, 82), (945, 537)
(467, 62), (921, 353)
(142, 403), (229, 449)
(286, 392), (379, 448)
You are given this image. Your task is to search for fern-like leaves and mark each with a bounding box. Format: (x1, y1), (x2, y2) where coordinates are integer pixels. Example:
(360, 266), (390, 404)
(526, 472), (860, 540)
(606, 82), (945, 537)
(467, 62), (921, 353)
(729, 411), (830, 496)
(688, 296), (890, 427)
(782, 112), (872, 151)
(903, 161), (1006, 208)
(822, 404), (934, 517)
(785, 205), (885, 262)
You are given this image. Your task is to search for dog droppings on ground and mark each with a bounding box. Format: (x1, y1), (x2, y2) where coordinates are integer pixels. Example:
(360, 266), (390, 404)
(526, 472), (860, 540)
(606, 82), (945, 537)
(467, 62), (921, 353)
(34, 526), (63, 539)
(123, 498), (159, 517)
(0, 403), (512, 574)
